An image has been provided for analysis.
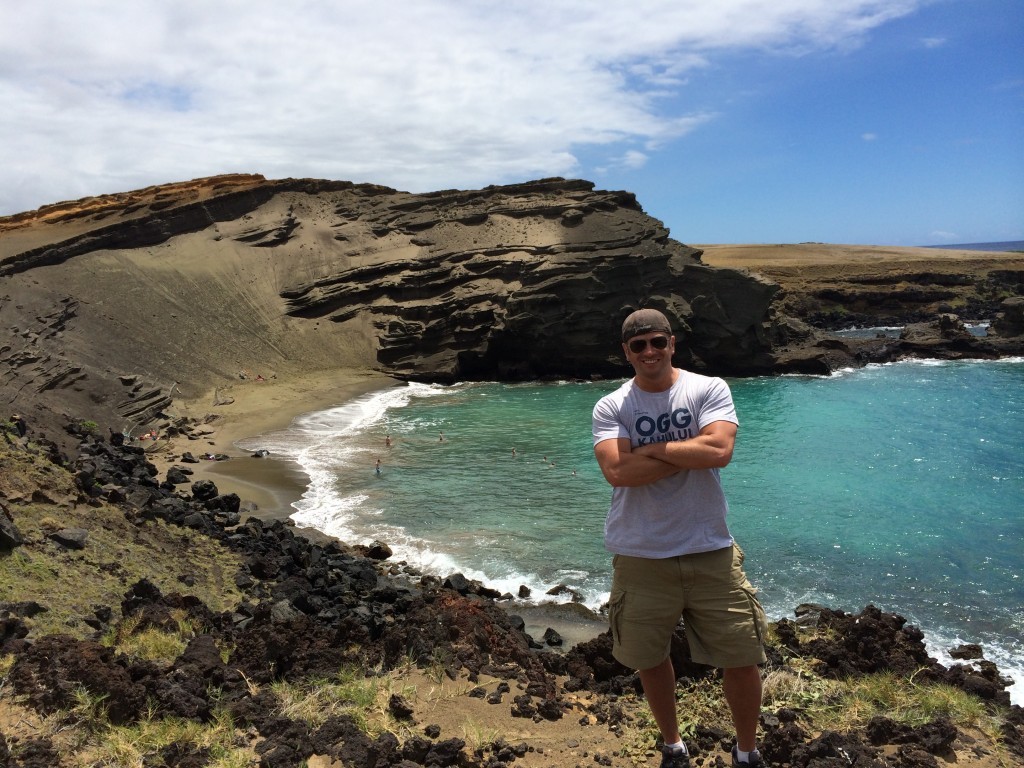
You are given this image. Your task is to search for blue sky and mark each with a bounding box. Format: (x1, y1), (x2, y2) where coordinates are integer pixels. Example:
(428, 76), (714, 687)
(1, 0), (1021, 246)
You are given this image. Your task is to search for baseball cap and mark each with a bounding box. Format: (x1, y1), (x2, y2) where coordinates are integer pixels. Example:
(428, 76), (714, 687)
(621, 308), (673, 341)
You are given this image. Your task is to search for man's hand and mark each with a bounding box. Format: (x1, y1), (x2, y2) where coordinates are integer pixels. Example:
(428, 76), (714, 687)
(594, 437), (679, 487)
(634, 420), (736, 470)
(594, 420), (736, 488)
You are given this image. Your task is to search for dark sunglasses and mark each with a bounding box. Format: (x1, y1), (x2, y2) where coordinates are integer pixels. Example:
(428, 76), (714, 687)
(627, 335), (670, 353)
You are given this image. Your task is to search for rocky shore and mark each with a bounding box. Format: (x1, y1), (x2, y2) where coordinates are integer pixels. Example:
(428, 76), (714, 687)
(2, 417), (1022, 767)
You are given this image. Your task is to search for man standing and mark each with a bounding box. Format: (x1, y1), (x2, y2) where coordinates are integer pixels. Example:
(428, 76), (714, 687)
(592, 309), (767, 768)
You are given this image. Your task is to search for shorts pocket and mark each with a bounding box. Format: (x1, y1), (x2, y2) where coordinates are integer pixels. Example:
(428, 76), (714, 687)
(741, 585), (769, 648)
(733, 541), (746, 566)
(608, 589), (626, 648)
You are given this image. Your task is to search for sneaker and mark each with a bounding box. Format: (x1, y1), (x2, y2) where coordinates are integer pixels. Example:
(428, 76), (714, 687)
(731, 745), (765, 767)
(660, 744), (690, 768)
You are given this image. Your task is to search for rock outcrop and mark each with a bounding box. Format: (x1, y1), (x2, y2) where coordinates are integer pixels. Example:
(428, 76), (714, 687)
(699, 243), (1024, 330)
(0, 175), (786, 443)
(0, 176), (784, 380)
(2, 174), (1021, 447)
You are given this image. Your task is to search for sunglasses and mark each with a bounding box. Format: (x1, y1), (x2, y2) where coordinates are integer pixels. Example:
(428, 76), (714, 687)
(627, 335), (670, 354)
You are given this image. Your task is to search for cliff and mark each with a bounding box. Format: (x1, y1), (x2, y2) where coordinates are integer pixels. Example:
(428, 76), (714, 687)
(2, 175), (1022, 449)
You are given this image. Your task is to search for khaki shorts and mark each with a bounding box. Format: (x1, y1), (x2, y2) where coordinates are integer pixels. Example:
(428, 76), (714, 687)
(608, 544), (768, 670)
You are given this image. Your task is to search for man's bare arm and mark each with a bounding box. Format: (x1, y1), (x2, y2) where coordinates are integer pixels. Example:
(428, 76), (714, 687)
(594, 437), (680, 488)
(632, 420), (736, 470)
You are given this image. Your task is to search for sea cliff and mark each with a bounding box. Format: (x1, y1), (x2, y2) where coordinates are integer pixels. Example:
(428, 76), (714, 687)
(3, 174), (1022, 454)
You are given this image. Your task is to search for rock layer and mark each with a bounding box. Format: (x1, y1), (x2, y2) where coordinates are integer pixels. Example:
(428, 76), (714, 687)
(0, 175), (785, 442)
(2, 175), (1022, 446)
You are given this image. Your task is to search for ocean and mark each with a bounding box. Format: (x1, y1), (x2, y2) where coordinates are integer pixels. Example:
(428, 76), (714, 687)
(925, 240), (1024, 252)
(237, 357), (1024, 705)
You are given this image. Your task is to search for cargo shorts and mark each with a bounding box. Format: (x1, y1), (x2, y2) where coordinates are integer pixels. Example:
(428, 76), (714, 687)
(608, 543), (768, 670)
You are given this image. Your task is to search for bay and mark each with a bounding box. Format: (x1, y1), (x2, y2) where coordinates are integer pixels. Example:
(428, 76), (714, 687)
(238, 357), (1024, 704)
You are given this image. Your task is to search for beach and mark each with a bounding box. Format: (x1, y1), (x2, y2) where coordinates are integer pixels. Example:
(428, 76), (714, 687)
(163, 362), (1023, 701)
(3, 169), (1021, 765)
(147, 368), (401, 523)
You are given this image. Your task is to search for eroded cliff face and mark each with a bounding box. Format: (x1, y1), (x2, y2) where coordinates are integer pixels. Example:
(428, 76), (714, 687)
(7, 174), (1018, 445)
(269, 179), (783, 380)
(0, 175), (789, 440)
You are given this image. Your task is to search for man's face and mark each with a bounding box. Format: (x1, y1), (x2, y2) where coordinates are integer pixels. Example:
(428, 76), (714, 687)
(622, 332), (674, 380)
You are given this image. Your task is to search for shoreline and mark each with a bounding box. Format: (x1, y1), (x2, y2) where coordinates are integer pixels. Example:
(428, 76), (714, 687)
(149, 367), (611, 649)
(150, 368), (403, 520)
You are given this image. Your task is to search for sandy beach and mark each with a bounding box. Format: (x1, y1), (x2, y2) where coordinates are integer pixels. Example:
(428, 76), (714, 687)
(146, 368), (402, 522)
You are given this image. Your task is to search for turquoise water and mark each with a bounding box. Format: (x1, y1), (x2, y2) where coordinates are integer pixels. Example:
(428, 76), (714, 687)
(238, 358), (1023, 703)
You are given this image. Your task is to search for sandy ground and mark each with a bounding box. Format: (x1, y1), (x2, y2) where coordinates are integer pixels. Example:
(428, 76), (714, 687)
(144, 368), (400, 519)
(693, 242), (1024, 268)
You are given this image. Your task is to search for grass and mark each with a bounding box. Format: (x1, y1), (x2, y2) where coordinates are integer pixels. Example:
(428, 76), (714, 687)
(762, 658), (836, 712)
(68, 704), (256, 768)
(3, 662), (443, 767)
(101, 609), (199, 664)
(270, 664), (419, 739)
(0, 439), (78, 500)
(7, 635), (1013, 768)
(677, 676), (736, 738)
(763, 659), (1009, 751)
(615, 674), (736, 766)
(0, 503), (246, 638)
(815, 671), (998, 734)
(460, 719), (502, 752)
(610, 654), (1015, 767)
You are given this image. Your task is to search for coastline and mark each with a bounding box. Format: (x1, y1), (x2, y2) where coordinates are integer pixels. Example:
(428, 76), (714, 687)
(147, 367), (613, 648)
(150, 368), (403, 522)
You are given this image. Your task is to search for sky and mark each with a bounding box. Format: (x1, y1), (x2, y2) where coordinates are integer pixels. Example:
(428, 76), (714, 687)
(1, 0), (1021, 246)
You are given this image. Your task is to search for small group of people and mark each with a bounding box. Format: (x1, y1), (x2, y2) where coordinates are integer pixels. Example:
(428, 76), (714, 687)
(592, 309), (767, 768)
(373, 431), (446, 475)
(375, 435), (394, 475)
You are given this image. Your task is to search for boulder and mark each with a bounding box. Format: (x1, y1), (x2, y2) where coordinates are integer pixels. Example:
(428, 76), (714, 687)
(991, 296), (1024, 337)
(0, 504), (24, 551)
(49, 527), (88, 550)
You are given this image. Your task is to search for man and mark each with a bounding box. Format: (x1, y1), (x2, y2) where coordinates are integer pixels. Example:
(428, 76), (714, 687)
(592, 308), (768, 768)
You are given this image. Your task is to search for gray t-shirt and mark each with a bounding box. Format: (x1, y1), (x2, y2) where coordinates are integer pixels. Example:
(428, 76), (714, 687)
(592, 369), (739, 559)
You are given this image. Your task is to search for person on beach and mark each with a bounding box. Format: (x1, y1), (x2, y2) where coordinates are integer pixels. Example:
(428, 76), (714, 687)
(375, 458), (382, 475)
(385, 434), (392, 448)
(592, 308), (768, 768)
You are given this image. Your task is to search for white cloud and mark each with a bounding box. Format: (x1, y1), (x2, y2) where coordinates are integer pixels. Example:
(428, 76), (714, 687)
(625, 150), (649, 169)
(921, 36), (947, 48)
(0, 0), (926, 214)
(861, 132), (879, 141)
(929, 230), (960, 242)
